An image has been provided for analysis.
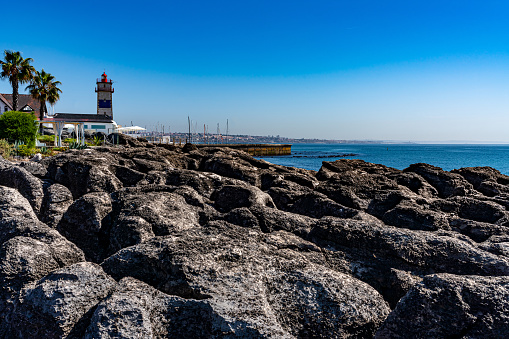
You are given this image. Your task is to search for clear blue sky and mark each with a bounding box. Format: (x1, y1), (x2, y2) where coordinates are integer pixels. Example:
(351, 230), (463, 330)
(2, 0), (509, 142)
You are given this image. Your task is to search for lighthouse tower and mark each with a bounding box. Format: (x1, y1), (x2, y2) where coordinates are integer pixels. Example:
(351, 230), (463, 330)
(95, 72), (114, 118)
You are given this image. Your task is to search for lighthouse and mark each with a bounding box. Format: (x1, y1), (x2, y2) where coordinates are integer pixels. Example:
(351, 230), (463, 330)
(95, 72), (114, 118)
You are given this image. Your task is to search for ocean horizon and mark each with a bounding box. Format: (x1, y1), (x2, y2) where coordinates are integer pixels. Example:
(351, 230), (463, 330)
(256, 143), (509, 175)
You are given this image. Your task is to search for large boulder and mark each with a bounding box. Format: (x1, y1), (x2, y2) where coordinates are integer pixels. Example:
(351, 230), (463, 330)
(111, 188), (200, 236)
(202, 151), (263, 186)
(40, 183), (74, 228)
(309, 217), (509, 276)
(0, 187), (85, 267)
(453, 166), (509, 197)
(214, 184), (275, 212)
(43, 150), (123, 199)
(404, 163), (474, 198)
(12, 262), (117, 338)
(102, 222), (391, 337)
(376, 274), (509, 338)
(0, 162), (44, 215)
(84, 277), (237, 338)
(57, 192), (113, 262)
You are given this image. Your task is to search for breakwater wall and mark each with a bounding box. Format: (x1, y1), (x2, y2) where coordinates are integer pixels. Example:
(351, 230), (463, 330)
(195, 143), (291, 156)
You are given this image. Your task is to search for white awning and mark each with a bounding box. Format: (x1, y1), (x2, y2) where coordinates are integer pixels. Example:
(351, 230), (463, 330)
(116, 126), (146, 132)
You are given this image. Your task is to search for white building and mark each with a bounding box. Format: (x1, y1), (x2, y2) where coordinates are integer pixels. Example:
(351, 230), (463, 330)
(39, 72), (119, 146)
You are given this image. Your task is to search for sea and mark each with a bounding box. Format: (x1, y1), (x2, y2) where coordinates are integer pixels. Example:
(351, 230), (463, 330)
(256, 144), (509, 175)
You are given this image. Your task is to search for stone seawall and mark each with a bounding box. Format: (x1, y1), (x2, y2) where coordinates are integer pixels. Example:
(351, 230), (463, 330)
(0, 135), (507, 337)
(195, 143), (292, 156)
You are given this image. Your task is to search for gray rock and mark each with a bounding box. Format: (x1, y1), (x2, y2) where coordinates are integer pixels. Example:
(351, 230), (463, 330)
(203, 151), (262, 186)
(0, 188), (85, 264)
(394, 172), (439, 198)
(2, 147), (509, 337)
(451, 196), (508, 224)
(44, 150), (122, 198)
(405, 163), (474, 198)
(0, 164), (44, 215)
(30, 153), (42, 162)
(214, 184), (275, 212)
(376, 274), (509, 338)
(225, 207), (260, 230)
(453, 166), (509, 197)
(112, 189), (200, 236)
(109, 215), (155, 253)
(289, 192), (361, 219)
(133, 157), (173, 172)
(382, 200), (450, 231)
(17, 161), (48, 178)
(110, 165), (146, 186)
(58, 192), (113, 262)
(0, 237), (62, 335)
(449, 217), (509, 242)
(12, 262), (117, 338)
(0, 186), (38, 222)
(165, 169), (226, 198)
(250, 205), (315, 235)
(102, 222), (390, 337)
(41, 183), (74, 228)
(309, 217), (509, 276)
(84, 277), (238, 338)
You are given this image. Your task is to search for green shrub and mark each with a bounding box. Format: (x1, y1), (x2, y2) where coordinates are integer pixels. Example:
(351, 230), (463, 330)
(16, 144), (37, 157)
(39, 146), (52, 155)
(38, 135), (55, 144)
(92, 135), (103, 146)
(69, 141), (88, 150)
(64, 138), (76, 144)
(0, 139), (13, 158)
(0, 111), (38, 148)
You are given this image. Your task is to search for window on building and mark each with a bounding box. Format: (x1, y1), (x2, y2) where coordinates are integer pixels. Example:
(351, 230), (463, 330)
(98, 100), (111, 108)
(84, 125), (88, 129)
(91, 125), (106, 130)
(4, 106), (7, 112)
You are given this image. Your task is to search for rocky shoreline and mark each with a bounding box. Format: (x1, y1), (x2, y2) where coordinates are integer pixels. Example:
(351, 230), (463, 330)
(0, 135), (508, 337)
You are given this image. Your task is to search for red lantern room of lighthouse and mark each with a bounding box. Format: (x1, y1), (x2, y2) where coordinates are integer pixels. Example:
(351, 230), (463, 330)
(95, 72), (114, 118)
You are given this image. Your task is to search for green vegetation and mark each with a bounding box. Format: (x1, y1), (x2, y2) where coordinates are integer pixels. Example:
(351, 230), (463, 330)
(1, 50), (62, 135)
(39, 146), (52, 155)
(26, 69), (62, 132)
(0, 50), (35, 111)
(16, 144), (37, 157)
(38, 134), (55, 144)
(0, 111), (38, 147)
(92, 135), (103, 146)
(69, 141), (88, 150)
(0, 139), (13, 158)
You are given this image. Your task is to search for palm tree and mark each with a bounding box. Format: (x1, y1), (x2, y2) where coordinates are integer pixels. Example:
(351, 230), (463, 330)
(0, 50), (35, 111)
(26, 69), (62, 132)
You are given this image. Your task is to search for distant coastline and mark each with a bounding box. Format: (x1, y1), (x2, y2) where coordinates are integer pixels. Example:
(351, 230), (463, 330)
(133, 130), (509, 145)
(139, 130), (416, 145)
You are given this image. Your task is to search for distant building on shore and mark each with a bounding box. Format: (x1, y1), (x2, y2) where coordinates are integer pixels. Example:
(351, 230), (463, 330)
(0, 93), (43, 115)
(96, 72), (114, 118)
(0, 72), (117, 135)
(42, 72), (117, 135)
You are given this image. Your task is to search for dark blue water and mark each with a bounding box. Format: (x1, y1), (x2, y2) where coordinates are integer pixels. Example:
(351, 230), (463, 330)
(257, 144), (509, 175)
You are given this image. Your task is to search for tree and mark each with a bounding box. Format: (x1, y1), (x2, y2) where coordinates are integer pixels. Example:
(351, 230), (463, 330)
(0, 50), (35, 111)
(26, 69), (62, 132)
(0, 111), (38, 148)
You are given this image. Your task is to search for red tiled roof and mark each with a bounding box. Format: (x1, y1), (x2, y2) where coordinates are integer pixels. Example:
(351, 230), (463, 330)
(0, 93), (44, 113)
(0, 94), (10, 108)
